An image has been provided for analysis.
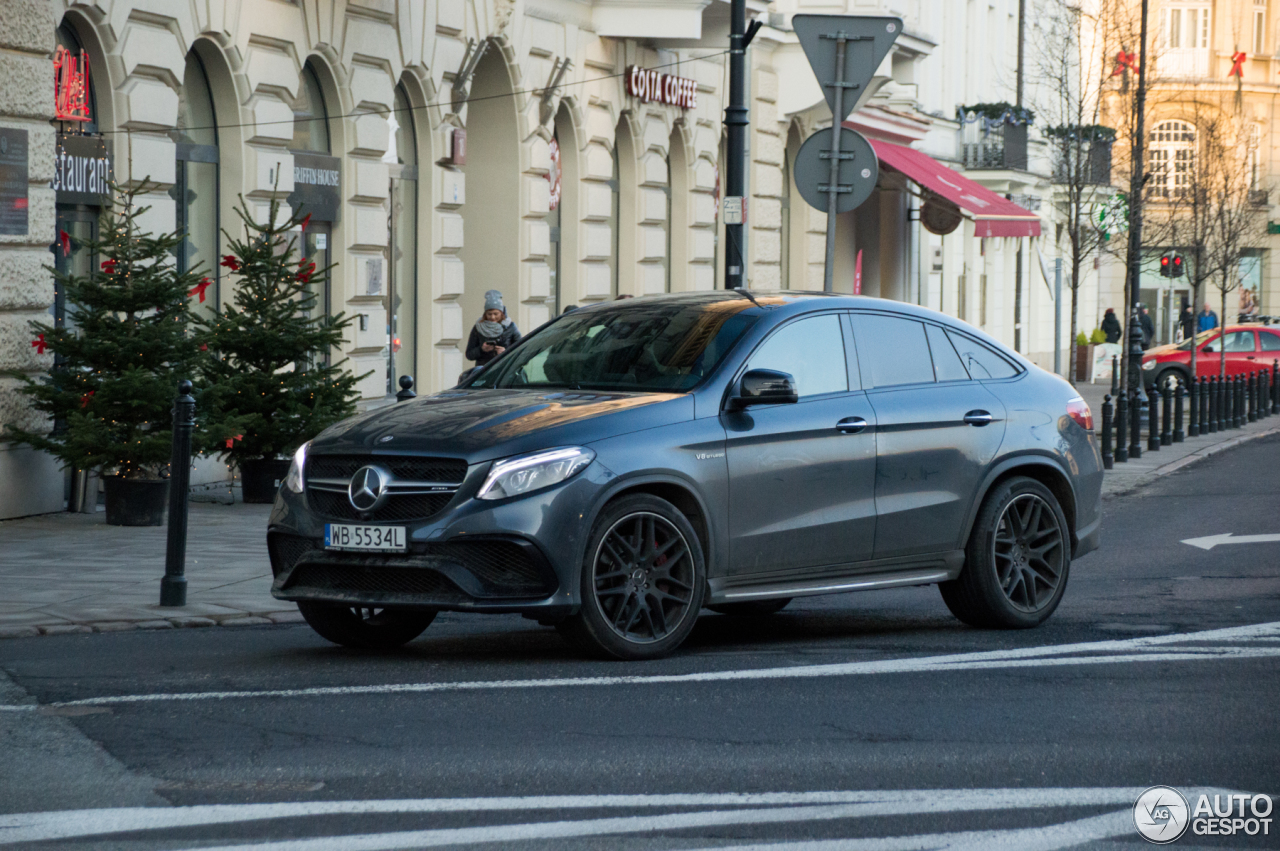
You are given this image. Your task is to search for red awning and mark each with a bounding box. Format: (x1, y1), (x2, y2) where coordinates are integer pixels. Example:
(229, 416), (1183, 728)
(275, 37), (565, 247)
(866, 137), (1042, 238)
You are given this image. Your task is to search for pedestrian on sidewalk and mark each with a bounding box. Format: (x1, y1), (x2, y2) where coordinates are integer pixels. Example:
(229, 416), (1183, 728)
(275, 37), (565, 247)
(1139, 305), (1155, 349)
(1179, 304), (1195, 342)
(1101, 308), (1123, 344)
(1198, 303), (1218, 332)
(466, 290), (521, 367)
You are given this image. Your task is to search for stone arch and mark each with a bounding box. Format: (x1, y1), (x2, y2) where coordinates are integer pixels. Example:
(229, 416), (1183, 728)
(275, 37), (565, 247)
(667, 121), (693, 292)
(55, 8), (116, 140)
(552, 99), (584, 311)
(458, 44), (522, 362)
(388, 70), (435, 390)
(783, 122), (805, 289)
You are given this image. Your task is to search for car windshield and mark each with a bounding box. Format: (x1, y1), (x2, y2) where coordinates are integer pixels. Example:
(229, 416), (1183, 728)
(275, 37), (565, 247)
(467, 299), (760, 393)
(1177, 329), (1219, 351)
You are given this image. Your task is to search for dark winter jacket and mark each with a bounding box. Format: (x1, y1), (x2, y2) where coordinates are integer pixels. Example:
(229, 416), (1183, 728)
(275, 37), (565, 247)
(466, 322), (521, 365)
(1179, 309), (1195, 341)
(1138, 311), (1155, 348)
(1100, 312), (1123, 344)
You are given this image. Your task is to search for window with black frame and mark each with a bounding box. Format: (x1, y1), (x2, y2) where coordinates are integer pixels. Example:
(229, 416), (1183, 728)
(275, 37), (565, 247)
(172, 49), (220, 311)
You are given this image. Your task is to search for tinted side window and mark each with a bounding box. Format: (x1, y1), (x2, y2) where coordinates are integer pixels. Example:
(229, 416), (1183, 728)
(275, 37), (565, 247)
(853, 315), (935, 388)
(926, 324), (970, 382)
(1222, 331), (1257, 353)
(945, 330), (1018, 379)
(746, 314), (848, 397)
(1261, 331), (1280, 351)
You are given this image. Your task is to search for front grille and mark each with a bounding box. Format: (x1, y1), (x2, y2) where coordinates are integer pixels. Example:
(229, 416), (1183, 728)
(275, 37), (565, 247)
(268, 534), (554, 600)
(307, 488), (455, 523)
(307, 455), (467, 484)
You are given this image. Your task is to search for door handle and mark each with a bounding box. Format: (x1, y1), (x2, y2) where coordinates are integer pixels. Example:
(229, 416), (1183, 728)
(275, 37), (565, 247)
(963, 410), (994, 426)
(836, 416), (868, 434)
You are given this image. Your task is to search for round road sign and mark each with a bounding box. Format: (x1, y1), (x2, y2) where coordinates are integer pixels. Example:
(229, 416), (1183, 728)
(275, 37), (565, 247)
(793, 126), (878, 215)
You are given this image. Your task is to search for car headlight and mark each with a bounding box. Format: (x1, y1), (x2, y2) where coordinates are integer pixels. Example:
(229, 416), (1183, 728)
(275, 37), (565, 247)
(477, 447), (595, 500)
(283, 441), (309, 493)
(1142, 359), (1156, 370)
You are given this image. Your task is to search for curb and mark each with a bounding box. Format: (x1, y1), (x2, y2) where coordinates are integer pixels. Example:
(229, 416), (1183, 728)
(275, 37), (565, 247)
(1103, 425), (1280, 499)
(0, 609), (304, 640)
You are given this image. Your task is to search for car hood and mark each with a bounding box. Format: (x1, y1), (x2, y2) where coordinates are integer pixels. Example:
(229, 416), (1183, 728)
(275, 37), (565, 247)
(1144, 343), (1185, 359)
(309, 389), (691, 463)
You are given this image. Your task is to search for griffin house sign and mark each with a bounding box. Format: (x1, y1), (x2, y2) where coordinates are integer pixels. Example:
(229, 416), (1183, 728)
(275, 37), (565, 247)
(625, 66), (697, 109)
(288, 152), (342, 222)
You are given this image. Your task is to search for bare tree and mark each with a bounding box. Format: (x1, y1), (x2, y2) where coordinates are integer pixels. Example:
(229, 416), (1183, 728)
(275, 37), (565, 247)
(1034, 0), (1114, 383)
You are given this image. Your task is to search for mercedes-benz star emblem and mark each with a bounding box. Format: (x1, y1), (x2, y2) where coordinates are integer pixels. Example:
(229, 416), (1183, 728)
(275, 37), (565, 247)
(348, 465), (391, 512)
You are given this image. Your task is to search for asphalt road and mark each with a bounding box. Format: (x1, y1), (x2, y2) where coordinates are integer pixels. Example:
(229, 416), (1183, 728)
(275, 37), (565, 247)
(2, 434), (1279, 850)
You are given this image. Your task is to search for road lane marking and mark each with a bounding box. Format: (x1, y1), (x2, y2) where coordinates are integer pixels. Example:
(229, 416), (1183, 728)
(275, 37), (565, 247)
(0, 789), (1238, 847)
(1, 621), (1277, 713)
(1181, 532), (1280, 550)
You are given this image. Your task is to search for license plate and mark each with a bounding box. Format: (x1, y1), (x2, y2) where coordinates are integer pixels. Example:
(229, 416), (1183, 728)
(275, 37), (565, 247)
(324, 524), (407, 552)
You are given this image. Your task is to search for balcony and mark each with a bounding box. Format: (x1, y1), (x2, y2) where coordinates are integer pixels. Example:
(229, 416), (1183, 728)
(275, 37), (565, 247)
(1157, 48), (1210, 79)
(960, 123), (1029, 171)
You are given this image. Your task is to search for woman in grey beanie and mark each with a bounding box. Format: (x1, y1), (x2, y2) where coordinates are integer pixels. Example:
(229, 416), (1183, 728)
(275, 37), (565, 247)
(465, 289), (521, 366)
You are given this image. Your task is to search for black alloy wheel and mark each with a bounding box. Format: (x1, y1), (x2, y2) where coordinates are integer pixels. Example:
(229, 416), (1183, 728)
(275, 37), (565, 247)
(940, 476), (1070, 629)
(558, 494), (705, 659)
(297, 602), (436, 649)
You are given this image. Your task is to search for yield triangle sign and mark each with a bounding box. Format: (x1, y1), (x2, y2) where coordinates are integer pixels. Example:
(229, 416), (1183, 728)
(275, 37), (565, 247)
(791, 15), (903, 122)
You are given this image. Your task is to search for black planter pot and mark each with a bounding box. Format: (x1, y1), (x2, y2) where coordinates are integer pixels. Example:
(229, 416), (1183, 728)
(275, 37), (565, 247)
(240, 458), (292, 504)
(102, 477), (169, 527)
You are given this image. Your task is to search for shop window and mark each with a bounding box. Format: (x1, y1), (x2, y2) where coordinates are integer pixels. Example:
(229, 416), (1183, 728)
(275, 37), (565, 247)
(292, 63), (330, 154)
(172, 50), (220, 308)
(388, 84), (418, 389)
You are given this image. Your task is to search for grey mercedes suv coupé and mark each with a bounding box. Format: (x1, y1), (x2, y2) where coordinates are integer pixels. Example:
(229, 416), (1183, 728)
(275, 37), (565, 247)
(268, 292), (1102, 659)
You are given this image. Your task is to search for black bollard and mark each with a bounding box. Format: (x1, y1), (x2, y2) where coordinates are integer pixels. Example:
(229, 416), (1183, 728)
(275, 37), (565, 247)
(1273, 361), (1279, 415)
(1234, 376), (1244, 428)
(1161, 382), (1173, 445)
(1200, 376), (1210, 434)
(1248, 373), (1257, 423)
(396, 374), (417, 402)
(1172, 380), (1183, 443)
(1101, 395), (1114, 470)
(1208, 377), (1218, 433)
(1111, 356), (1120, 396)
(1187, 374), (1198, 438)
(161, 380), (195, 607)
(1219, 376), (1228, 431)
(1115, 392), (1129, 463)
(1129, 387), (1143, 459)
(1148, 385), (1161, 451)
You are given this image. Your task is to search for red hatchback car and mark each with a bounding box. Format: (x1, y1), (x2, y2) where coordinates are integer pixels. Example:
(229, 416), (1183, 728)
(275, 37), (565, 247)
(1142, 324), (1280, 391)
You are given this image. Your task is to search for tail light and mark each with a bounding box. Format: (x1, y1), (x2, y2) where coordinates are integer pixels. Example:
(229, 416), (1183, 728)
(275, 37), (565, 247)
(1066, 396), (1093, 431)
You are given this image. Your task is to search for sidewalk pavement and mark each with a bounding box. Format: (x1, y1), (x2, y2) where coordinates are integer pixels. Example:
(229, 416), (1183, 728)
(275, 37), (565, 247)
(1, 398), (1276, 638)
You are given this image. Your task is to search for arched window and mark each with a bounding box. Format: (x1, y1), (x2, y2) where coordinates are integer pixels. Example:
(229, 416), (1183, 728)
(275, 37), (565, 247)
(1149, 120), (1195, 198)
(55, 24), (98, 133)
(292, 63), (330, 154)
(173, 49), (219, 305)
(388, 83), (417, 389)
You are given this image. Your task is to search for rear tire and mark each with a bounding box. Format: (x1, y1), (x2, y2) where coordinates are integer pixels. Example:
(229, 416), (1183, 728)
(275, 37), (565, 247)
(557, 494), (706, 660)
(708, 598), (792, 616)
(297, 602), (435, 649)
(940, 476), (1070, 629)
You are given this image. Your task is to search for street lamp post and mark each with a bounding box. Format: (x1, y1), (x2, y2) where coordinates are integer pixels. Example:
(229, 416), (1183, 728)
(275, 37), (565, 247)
(1124, 0), (1150, 402)
(724, 0), (748, 289)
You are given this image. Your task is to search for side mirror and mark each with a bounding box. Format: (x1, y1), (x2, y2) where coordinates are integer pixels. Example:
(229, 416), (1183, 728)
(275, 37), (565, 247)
(1202, 345), (1215, 353)
(728, 369), (799, 410)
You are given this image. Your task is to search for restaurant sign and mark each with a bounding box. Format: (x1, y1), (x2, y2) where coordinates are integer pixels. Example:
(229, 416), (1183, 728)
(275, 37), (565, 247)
(625, 66), (697, 110)
(53, 133), (112, 205)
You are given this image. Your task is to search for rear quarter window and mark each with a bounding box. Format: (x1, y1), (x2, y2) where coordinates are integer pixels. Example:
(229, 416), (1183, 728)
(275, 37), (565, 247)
(945, 330), (1019, 379)
(1260, 330), (1280, 352)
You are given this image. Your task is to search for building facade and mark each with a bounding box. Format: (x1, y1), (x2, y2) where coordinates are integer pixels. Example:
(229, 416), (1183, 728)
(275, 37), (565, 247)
(1, 0), (1092, 519)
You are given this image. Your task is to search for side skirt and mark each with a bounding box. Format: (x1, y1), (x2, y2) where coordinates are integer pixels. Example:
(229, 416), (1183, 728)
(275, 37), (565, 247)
(705, 552), (964, 605)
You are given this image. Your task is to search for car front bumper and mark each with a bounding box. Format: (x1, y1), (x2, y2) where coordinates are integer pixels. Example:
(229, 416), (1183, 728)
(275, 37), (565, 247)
(266, 461), (614, 616)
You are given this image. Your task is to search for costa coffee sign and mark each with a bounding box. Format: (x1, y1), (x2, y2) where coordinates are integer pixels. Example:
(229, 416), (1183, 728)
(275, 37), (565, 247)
(625, 66), (697, 110)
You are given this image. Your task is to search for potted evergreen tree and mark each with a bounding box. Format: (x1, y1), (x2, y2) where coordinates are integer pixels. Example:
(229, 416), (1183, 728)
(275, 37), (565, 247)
(196, 198), (364, 503)
(4, 183), (202, 525)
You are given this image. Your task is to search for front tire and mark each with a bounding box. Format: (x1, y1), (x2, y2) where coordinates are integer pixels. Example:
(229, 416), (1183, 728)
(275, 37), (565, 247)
(298, 602), (435, 649)
(1155, 368), (1188, 395)
(557, 494), (706, 660)
(940, 477), (1070, 629)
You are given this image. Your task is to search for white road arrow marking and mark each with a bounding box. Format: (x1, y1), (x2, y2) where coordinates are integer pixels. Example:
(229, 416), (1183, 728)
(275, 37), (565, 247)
(1181, 532), (1280, 550)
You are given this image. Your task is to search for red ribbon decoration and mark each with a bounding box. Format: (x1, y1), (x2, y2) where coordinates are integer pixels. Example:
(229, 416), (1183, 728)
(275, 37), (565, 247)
(296, 259), (316, 284)
(188, 277), (213, 303)
(1112, 51), (1138, 77)
(80, 390), (94, 408)
(220, 254), (240, 272)
(199, 343), (209, 352)
(225, 434), (244, 449)
(31, 334), (47, 355)
(1230, 51), (1247, 77)
(101, 258), (116, 274)
(300, 213), (312, 230)
(59, 230), (71, 256)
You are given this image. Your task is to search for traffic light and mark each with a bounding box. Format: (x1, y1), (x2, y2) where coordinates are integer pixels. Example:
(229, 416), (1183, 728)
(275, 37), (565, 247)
(1170, 254), (1185, 277)
(1160, 253), (1172, 277)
